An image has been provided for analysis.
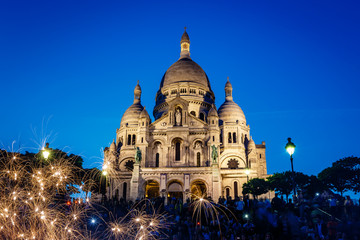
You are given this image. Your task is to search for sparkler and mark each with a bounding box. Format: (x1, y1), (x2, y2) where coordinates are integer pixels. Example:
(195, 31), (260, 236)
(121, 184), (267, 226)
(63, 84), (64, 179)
(0, 148), (95, 239)
(189, 190), (237, 239)
(0, 145), (171, 240)
(107, 199), (171, 240)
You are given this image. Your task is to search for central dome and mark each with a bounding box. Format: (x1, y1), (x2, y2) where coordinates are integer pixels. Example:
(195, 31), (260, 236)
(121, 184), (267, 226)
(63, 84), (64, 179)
(153, 29), (215, 120)
(159, 58), (212, 90)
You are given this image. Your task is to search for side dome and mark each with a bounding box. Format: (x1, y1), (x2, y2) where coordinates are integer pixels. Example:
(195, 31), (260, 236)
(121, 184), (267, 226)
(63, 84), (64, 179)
(140, 107), (150, 120)
(121, 102), (144, 126)
(159, 58), (212, 90)
(218, 78), (246, 124)
(208, 107), (218, 117)
(248, 138), (256, 150)
(120, 81), (144, 126)
(218, 101), (246, 124)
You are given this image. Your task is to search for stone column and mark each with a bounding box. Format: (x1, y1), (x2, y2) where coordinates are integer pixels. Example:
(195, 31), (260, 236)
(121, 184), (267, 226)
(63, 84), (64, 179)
(160, 174), (167, 205)
(184, 174), (190, 202)
(212, 163), (221, 202)
(130, 163), (140, 201)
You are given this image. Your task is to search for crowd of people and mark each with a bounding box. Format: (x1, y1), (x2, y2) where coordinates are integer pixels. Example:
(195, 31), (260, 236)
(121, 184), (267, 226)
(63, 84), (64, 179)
(96, 191), (360, 240)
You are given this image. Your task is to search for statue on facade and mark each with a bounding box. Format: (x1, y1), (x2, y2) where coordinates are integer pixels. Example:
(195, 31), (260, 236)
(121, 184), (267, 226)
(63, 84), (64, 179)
(135, 147), (142, 164)
(211, 145), (218, 163)
(175, 108), (182, 126)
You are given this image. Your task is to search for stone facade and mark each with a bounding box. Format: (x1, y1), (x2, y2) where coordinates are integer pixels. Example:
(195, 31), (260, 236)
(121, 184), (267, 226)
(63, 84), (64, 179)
(103, 30), (269, 202)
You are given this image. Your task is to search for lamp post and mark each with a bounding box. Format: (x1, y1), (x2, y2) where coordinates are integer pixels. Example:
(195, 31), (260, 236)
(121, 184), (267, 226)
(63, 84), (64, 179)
(285, 138), (296, 197)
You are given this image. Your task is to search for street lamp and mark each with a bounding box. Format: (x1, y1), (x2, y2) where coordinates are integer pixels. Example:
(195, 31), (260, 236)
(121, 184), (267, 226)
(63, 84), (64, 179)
(42, 150), (50, 159)
(285, 138), (296, 196)
(41, 143), (51, 160)
(245, 169), (250, 182)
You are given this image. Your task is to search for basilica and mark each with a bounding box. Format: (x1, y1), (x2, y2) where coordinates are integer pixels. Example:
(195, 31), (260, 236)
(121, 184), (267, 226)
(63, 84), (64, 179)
(103, 29), (269, 202)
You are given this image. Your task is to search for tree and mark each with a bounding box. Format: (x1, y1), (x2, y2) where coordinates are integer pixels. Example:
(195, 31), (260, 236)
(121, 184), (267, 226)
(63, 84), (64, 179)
(334, 156), (360, 193)
(267, 171), (317, 200)
(267, 172), (293, 201)
(34, 148), (84, 169)
(302, 175), (327, 197)
(318, 156), (360, 196)
(242, 178), (269, 199)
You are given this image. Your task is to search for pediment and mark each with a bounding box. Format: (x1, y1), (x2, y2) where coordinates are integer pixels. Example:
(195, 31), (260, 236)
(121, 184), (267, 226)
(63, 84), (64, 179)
(149, 113), (169, 129)
(167, 96), (189, 111)
(188, 114), (208, 127)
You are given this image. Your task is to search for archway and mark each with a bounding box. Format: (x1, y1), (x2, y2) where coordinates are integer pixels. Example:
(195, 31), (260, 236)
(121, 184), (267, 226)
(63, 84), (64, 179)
(167, 181), (183, 200)
(144, 180), (160, 198)
(191, 180), (207, 199)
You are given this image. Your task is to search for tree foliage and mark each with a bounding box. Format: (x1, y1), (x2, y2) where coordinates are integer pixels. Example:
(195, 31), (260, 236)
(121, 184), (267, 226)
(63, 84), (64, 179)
(267, 171), (327, 199)
(318, 156), (360, 195)
(267, 172), (293, 199)
(242, 178), (269, 198)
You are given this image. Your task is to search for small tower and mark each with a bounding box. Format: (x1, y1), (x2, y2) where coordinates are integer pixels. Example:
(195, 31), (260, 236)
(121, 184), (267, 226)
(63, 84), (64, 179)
(208, 106), (219, 126)
(180, 27), (190, 59)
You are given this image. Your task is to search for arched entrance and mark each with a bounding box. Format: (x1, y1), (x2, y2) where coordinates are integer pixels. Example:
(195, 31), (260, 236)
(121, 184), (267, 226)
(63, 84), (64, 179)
(191, 180), (207, 199)
(144, 180), (160, 198)
(167, 181), (183, 200)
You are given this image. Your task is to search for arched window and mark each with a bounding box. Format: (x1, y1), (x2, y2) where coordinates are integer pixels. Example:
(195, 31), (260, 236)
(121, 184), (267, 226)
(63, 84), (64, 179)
(197, 152), (201, 167)
(127, 135), (131, 145)
(228, 132), (232, 143)
(132, 135), (136, 145)
(234, 181), (238, 197)
(175, 142), (181, 161)
(226, 188), (230, 198)
(155, 153), (159, 167)
(199, 113), (205, 121)
(213, 136), (215, 142)
(123, 182), (127, 200)
(220, 132), (223, 144)
(190, 111), (196, 116)
(233, 132), (237, 143)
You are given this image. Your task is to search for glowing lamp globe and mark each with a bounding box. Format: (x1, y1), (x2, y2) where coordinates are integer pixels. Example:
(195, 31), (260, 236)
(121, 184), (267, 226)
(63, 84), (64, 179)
(42, 150), (50, 159)
(245, 169), (250, 175)
(285, 138), (296, 156)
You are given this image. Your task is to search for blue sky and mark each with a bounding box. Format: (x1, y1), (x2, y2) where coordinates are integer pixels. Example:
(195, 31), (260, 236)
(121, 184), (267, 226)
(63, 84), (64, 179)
(1, 0), (359, 178)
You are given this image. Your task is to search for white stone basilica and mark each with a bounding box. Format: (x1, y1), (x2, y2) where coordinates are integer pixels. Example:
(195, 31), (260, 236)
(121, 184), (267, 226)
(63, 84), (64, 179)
(103, 29), (269, 202)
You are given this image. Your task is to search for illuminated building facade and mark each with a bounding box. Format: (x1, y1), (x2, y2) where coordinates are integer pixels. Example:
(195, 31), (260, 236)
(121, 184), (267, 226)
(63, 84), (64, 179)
(103, 30), (269, 201)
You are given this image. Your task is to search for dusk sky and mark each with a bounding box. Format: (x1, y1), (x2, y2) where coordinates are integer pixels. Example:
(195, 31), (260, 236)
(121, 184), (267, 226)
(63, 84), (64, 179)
(1, 0), (359, 178)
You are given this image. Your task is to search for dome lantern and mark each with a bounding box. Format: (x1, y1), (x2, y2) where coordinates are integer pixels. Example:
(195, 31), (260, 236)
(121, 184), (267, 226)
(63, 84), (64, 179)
(180, 27), (190, 59)
(134, 80), (142, 104)
(225, 77), (233, 101)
